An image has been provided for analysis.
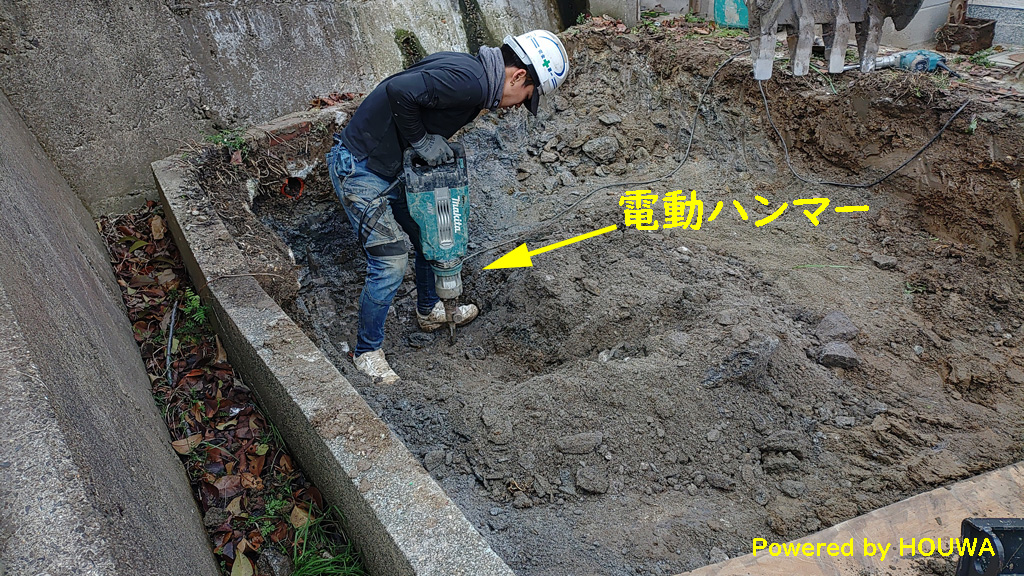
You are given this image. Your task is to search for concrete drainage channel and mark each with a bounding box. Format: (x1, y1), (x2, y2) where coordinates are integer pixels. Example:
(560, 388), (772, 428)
(155, 24), (1024, 576)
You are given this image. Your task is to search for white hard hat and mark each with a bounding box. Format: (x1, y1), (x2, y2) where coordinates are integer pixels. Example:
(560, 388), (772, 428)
(503, 29), (569, 115)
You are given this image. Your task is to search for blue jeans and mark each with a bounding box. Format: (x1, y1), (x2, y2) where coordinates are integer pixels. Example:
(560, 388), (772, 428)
(326, 140), (440, 355)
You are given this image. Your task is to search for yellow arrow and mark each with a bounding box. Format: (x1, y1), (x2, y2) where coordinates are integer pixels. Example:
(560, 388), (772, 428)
(484, 224), (619, 269)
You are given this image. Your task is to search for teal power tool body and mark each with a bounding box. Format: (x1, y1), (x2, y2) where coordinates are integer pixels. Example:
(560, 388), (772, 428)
(845, 49), (959, 77)
(403, 141), (470, 300)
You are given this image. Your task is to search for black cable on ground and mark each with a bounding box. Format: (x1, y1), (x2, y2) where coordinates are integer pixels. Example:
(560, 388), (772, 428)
(756, 79), (971, 189)
(463, 48), (752, 262)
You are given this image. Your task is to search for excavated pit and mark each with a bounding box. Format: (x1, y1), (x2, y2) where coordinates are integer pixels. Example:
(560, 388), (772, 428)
(197, 24), (1024, 576)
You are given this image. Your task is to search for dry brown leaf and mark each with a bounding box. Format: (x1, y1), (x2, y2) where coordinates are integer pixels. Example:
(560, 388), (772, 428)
(150, 215), (167, 240)
(249, 454), (266, 477)
(215, 335), (228, 364)
(240, 472), (264, 491)
(159, 307), (173, 333)
(216, 418), (238, 431)
(289, 505), (310, 529)
(214, 474), (243, 499)
(226, 496), (243, 516)
(230, 554), (253, 576)
(269, 522), (289, 543)
(171, 433), (203, 454)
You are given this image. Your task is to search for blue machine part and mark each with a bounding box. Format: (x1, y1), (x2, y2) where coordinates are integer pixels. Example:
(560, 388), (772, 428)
(403, 142), (470, 299)
(715, 0), (749, 28)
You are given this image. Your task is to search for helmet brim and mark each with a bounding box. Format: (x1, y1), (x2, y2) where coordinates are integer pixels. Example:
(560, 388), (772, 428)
(526, 87), (540, 116)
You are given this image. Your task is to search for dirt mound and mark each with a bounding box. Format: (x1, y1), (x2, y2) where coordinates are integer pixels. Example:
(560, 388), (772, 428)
(196, 20), (1024, 576)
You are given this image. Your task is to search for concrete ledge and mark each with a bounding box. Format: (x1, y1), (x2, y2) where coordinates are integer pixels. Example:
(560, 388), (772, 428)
(152, 110), (515, 576)
(678, 461), (1024, 576)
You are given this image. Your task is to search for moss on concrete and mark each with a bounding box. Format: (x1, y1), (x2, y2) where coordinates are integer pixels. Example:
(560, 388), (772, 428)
(394, 28), (427, 69)
(459, 0), (499, 53)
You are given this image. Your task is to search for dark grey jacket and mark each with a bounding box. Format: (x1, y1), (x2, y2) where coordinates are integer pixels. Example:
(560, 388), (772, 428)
(340, 52), (488, 179)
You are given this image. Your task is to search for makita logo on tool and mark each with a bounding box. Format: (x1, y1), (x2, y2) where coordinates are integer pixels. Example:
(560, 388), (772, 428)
(452, 200), (463, 234)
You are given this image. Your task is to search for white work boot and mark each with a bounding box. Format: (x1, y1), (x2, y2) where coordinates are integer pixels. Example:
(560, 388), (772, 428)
(417, 301), (479, 332)
(353, 349), (399, 384)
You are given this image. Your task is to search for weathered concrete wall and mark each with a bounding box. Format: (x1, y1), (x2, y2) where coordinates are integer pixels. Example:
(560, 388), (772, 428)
(480, 0), (562, 39)
(970, 1), (1024, 45)
(590, 0), (641, 25)
(0, 92), (218, 576)
(0, 0), (561, 216)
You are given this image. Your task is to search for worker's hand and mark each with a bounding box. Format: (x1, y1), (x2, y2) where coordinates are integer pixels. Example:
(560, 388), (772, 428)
(411, 134), (454, 167)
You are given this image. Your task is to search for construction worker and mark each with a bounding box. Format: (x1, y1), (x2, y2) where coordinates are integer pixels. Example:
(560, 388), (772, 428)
(327, 30), (570, 384)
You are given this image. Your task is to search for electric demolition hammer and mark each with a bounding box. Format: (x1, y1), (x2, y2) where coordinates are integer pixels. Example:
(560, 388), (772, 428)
(845, 49), (959, 77)
(403, 142), (470, 332)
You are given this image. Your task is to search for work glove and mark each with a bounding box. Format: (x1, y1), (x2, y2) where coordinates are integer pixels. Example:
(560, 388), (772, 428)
(411, 134), (454, 167)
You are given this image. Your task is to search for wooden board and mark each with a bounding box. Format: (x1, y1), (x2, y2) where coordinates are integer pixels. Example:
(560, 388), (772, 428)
(678, 462), (1024, 576)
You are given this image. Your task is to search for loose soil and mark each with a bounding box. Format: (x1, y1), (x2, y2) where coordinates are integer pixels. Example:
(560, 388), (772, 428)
(197, 19), (1024, 576)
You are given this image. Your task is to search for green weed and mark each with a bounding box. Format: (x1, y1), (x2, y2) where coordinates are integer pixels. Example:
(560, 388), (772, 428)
(261, 422), (286, 449)
(291, 508), (366, 576)
(965, 115), (977, 135)
(969, 48), (995, 67)
(205, 129), (249, 156)
(903, 281), (929, 294)
(930, 73), (951, 91)
(166, 287), (210, 345)
(631, 17), (660, 34)
(182, 288), (207, 325)
(265, 496), (289, 517)
(712, 28), (746, 38)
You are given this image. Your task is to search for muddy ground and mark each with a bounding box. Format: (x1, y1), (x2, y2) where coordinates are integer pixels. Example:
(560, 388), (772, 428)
(199, 20), (1024, 576)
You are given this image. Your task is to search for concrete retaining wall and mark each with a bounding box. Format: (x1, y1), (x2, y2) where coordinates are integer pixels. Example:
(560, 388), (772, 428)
(0, 92), (218, 576)
(591, 0), (641, 25)
(970, 1), (1024, 46)
(0, 0), (559, 216)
